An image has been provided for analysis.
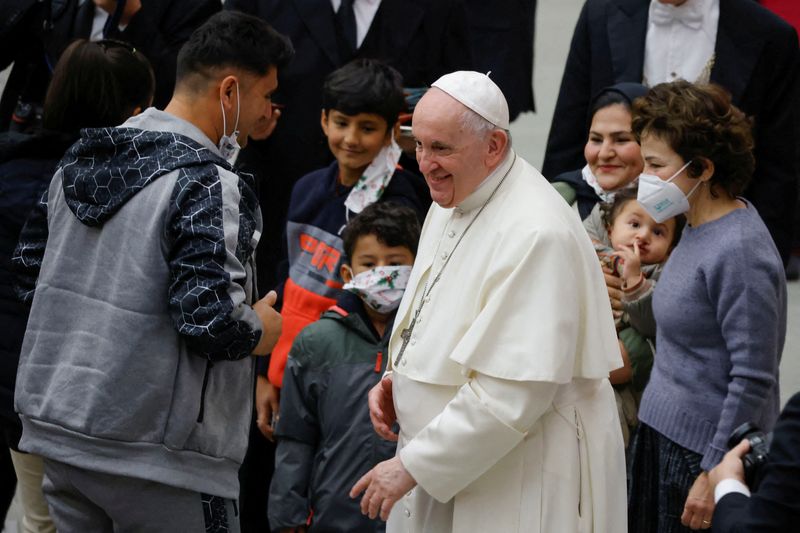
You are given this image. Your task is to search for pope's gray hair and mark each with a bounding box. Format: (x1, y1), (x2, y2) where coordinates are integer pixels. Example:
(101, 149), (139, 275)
(459, 106), (513, 149)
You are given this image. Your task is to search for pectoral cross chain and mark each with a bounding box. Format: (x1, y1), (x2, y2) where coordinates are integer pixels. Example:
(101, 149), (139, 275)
(394, 315), (417, 367)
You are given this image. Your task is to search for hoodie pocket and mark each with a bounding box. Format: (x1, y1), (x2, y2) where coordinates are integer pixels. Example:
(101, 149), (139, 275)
(196, 361), (214, 423)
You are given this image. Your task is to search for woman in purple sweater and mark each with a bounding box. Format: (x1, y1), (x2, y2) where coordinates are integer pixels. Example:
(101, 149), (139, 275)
(626, 81), (787, 533)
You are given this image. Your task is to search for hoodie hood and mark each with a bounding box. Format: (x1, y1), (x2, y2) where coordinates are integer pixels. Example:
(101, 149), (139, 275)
(59, 111), (229, 227)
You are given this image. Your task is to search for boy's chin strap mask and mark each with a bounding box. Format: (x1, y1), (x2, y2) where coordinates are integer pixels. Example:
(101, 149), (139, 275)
(218, 81), (241, 160)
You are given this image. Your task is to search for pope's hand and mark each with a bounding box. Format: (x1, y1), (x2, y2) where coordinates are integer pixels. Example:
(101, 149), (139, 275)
(350, 456), (416, 521)
(368, 374), (398, 441)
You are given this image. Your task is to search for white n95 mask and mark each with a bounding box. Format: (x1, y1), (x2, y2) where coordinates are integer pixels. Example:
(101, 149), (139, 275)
(637, 160), (700, 223)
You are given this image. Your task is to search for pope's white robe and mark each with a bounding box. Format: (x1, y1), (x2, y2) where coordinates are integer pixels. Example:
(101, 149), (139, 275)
(386, 151), (627, 533)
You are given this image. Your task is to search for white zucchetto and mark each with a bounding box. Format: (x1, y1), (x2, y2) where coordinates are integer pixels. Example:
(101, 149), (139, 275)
(431, 71), (510, 130)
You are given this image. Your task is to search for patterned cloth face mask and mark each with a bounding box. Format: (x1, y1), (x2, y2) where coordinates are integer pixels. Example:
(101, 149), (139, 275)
(344, 135), (403, 214)
(343, 265), (412, 314)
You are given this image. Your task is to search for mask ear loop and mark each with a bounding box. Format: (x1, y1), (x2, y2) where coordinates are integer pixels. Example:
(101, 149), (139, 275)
(219, 81), (241, 139)
(670, 159), (703, 199)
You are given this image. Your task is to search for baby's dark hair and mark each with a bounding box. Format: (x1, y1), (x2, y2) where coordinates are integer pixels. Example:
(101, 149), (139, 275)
(322, 58), (405, 128)
(600, 187), (686, 248)
(343, 202), (420, 261)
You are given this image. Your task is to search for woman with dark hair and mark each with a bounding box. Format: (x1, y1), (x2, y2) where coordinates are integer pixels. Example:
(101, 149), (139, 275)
(0, 38), (153, 531)
(627, 80), (786, 533)
(550, 81), (648, 221)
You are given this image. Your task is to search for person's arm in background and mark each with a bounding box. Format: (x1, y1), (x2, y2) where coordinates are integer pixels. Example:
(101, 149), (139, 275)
(12, 187), (49, 303)
(741, 22), (799, 265)
(709, 392), (800, 532)
(542, 2), (593, 178)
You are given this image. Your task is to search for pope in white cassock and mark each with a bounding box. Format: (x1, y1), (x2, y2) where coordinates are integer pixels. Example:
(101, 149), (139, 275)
(350, 71), (628, 532)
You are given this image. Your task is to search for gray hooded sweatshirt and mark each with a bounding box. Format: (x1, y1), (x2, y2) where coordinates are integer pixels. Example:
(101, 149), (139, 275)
(12, 108), (263, 499)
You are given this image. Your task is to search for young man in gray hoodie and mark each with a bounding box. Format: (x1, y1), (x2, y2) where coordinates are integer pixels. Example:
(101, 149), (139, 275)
(11, 11), (292, 532)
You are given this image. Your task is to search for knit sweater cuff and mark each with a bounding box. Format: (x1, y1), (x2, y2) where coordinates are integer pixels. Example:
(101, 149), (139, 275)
(701, 443), (726, 471)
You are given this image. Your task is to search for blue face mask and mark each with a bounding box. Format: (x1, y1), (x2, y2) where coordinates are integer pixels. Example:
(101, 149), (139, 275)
(218, 81), (241, 161)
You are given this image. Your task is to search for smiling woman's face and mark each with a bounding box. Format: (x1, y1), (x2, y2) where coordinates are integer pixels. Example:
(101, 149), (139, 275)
(584, 103), (643, 192)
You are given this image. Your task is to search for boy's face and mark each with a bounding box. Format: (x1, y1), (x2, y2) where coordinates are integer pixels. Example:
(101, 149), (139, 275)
(341, 234), (415, 282)
(608, 200), (676, 265)
(321, 110), (392, 179)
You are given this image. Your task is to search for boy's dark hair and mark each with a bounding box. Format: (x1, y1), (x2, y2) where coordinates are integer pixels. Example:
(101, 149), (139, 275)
(322, 58), (405, 128)
(600, 187), (686, 248)
(43, 39), (154, 133)
(176, 11), (293, 86)
(342, 202), (421, 261)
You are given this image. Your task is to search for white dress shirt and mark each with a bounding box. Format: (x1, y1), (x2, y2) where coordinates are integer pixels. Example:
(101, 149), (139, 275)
(330, 0), (382, 48)
(644, 0), (719, 85)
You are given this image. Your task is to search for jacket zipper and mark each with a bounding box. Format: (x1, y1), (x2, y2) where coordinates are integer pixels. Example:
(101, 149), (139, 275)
(197, 361), (214, 423)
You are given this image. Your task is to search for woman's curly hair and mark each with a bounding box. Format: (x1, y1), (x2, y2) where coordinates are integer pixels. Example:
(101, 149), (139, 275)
(631, 81), (755, 197)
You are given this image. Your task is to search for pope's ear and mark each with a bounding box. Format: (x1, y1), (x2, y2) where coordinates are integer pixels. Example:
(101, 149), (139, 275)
(485, 129), (509, 166)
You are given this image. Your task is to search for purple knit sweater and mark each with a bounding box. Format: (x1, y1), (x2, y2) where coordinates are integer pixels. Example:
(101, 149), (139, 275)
(638, 203), (786, 471)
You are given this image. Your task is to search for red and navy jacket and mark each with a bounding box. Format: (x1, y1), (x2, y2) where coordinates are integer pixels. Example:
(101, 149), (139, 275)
(267, 160), (425, 387)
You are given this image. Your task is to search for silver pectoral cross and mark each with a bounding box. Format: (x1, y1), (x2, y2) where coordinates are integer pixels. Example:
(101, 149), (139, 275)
(393, 316), (417, 367)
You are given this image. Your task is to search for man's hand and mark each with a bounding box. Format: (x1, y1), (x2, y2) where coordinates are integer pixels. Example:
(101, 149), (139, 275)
(93, 0), (142, 26)
(368, 375), (398, 441)
(350, 456), (416, 521)
(681, 471), (715, 530)
(255, 375), (280, 441)
(709, 439), (750, 489)
(602, 266), (624, 312)
(252, 291), (282, 355)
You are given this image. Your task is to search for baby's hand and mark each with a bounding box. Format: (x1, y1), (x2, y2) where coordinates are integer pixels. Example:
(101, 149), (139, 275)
(611, 242), (642, 288)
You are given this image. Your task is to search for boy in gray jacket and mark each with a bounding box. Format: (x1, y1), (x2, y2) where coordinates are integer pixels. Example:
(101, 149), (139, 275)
(12, 11), (292, 532)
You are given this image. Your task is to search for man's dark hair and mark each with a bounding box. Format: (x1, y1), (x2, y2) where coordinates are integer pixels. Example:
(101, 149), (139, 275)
(343, 202), (421, 261)
(322, 59), (405, 127)
(176, 11), (293, 84)
(43, 39), (154, 133)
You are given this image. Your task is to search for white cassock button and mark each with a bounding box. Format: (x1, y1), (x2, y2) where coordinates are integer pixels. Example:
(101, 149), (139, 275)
(441, 251), (449, 260)
(448, 230), (455, 238)
(404, 509), (411, 518)
(424, 296), (430, 303)
(410, 337), (417, 346)
(401, 358), (408, 366)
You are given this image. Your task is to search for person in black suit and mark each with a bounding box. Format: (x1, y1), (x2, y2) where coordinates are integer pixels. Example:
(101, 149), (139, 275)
(0, 0), (221, 131)
(463, 0), (537, 121)
(543, 0), (800, 264)
(708, 391), (800, 532)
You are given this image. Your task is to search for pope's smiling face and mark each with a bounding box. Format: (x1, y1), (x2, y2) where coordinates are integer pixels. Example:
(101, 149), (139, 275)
(411, 89), (495, 208)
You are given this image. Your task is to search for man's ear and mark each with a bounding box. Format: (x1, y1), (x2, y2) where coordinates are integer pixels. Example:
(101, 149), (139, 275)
(340, 263), (354, 284)
(219, 75), (239, 110)
(320, 109), (330, 136)
(485, 129), (509, 167)
(385, 121), (401, 146)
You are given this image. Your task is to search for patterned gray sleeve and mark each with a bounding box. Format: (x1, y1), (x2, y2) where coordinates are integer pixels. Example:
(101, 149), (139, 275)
(12, 186), (50, 303)
(166, 163), (262, 361)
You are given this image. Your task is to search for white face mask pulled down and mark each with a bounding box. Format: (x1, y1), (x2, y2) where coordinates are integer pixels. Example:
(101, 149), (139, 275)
(637, 160), (701, 223)
(218, 82), (241, 162)
(343, 265), (412, 314)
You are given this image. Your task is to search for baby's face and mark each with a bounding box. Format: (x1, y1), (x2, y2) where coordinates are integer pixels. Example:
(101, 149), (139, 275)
(609, 200), (676, 264)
